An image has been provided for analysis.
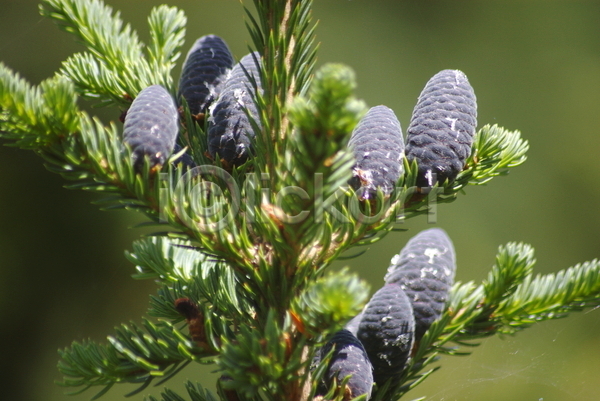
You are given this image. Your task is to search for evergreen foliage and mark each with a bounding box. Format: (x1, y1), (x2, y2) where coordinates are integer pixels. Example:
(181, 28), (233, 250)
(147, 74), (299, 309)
(1, 0), (599, 400)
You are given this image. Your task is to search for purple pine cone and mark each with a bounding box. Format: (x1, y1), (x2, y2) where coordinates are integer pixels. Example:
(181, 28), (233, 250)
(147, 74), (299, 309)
(385, 228), (456, 341)
(178, 35), (234, 115)
(207, 52), (262, 165)
(317, 329), (374, 400)
(123, 85), (178, 170)
(357, 283), (415, 384)
(405, 69), (477, 187)
(348, 105), (405, 199)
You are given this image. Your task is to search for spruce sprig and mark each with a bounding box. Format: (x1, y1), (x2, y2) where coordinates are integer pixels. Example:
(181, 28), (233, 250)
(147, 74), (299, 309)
(3, 0), (599, 400)
(147, 6), (187, 84)
(372, 244), (600, 400)
(41, 0), (186, 105)
(0, 64), (78, 148)
(57, 319), (210, 400)
(147, 381), (218, 401)
(244, 0), (317, 182)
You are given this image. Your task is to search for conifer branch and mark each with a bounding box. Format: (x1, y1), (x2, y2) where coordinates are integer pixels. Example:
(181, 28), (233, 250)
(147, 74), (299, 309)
(4, 1), (598, 401)
(57, 319), (212, 400)
(459, 124), (529, 186)
(374, 245), (600, 400)
(148, 381), (219, 401)
(127, 237), (255, 327)
(0, 63), (79, 148)
(2, 59), (262, 268)
(41, 0), (186, 105)
(244, 0), (317, 180)
(498, 259), (600, 328)
(147, 6), (187, 83)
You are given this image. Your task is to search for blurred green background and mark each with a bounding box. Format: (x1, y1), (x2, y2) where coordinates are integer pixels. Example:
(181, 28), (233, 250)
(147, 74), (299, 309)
(1, 1), (600, 400)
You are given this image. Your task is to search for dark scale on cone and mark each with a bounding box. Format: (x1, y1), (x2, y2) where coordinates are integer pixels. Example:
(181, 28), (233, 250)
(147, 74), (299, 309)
(207, 52), (262, 166)
(385, 228), (456, 342)
(178, 35), (234, 116)
(405, 69), (477, 187)
(348, 105), (404, 199)
(316, 329), (374, 400)
(344, 313), (362, 336)
(123, 85), (178, 171)
(357, 283), (415, 385)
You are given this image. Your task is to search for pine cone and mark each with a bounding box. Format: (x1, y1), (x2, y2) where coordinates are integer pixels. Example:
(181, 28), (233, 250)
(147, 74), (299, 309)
(357, 283), (415, 384)
(405, 69), (477, 187)
(178, 35), (234, 116)
(207, 52), (262, 165)
(123, 85), (178, 171)
(385, 228), (456, 341)
(317, 329), (374, 400)
(348, 105), (405, 199)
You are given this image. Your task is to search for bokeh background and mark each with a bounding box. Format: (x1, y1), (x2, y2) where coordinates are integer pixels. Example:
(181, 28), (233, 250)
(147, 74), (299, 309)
(1, 1), (600, 400)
